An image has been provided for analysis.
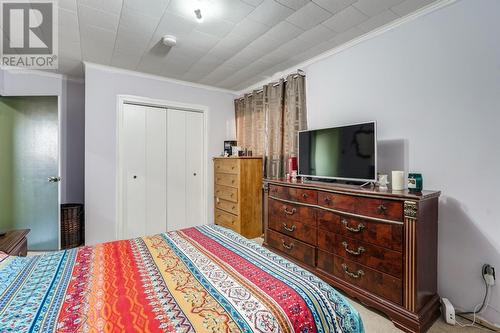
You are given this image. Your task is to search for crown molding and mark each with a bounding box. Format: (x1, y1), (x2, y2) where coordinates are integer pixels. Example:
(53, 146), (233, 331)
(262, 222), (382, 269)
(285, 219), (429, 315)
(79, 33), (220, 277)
(236, 0), (457, 95)
(83, 62), (238, 95)
(0, 66), (84, 83)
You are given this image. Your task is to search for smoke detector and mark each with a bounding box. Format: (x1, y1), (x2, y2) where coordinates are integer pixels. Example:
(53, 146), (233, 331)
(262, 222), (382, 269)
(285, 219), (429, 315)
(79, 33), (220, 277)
(162, 35), (177, 47)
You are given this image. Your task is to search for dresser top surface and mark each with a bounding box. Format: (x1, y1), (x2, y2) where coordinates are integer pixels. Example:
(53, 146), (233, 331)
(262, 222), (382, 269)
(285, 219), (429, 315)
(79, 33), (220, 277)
(213, 156), (263, 160)
(0, 229), (30, 253)
(265, 178), (440, 201)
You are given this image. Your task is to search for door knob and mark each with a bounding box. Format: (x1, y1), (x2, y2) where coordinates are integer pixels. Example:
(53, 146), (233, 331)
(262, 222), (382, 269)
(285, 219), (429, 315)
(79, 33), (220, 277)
(193, 173), (197, 176)
(48, 176), (61, 183)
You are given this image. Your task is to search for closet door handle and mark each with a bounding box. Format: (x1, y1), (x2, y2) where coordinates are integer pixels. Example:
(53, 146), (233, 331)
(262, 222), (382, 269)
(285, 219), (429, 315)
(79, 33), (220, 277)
(48, 176), (61, 183)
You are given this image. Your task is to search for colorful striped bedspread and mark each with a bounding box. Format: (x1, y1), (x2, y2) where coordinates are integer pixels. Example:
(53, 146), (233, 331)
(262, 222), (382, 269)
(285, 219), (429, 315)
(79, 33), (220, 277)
(0, 225), (363, 333)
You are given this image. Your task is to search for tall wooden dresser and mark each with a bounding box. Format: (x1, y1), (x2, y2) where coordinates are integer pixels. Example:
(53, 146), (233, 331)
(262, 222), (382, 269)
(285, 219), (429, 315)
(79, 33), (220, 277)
(213, 157), (262, 238)
(263, 179), (441, 333)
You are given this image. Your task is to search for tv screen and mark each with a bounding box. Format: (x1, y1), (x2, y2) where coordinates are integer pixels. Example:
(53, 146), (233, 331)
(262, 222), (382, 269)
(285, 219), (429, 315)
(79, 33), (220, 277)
(298, 122), (376, 181)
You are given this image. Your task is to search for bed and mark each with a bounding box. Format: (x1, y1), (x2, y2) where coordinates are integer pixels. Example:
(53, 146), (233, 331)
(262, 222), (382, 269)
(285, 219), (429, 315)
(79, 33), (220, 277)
(0, 225), (363, 332)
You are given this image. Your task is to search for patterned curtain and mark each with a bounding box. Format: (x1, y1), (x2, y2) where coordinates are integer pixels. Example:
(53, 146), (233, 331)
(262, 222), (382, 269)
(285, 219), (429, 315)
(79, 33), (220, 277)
(264, 80), (285, 179)
(234, 74), (307, 179)
(283, 74), (307, 165)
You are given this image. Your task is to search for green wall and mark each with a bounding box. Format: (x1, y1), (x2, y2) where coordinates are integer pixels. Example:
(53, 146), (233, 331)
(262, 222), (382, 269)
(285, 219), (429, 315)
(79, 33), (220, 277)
(0, 102), (14, 231)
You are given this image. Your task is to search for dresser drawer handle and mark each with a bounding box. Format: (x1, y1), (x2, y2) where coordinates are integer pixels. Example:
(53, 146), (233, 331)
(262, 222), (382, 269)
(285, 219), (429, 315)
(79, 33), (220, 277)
(324, 196), (333, 204)
(282, 240), (294, 250)
(282, 223), (296, 232)
(342, 218), (365, 233)
(283, 207), (296, 215)
(377, 204), (387, 214)
(231, 179), (235, 184)
(341, 241), (365, 256)
(302, 193), (309, 199)
(342, 263), (365, 279)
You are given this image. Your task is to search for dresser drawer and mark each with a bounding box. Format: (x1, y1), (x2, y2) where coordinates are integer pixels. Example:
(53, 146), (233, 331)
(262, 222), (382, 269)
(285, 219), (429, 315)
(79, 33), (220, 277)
(269, 185), (317, 204)
(267, 229), (315, 267)
(318, 232), (402, 278)
(269, 217), (317, 246)
(215, 173), (239, 188)
(318, 191), (356, 212)
(356, 197), (403, 222)
(333, 255), (402, 305)
(269, 198), (316, 226)
(215, 184), (238, 203)
(214, 159), (239, 174)
(215, 209), (241, 232)
(215, 198), (239, 215)
(318, 211), (402, 252)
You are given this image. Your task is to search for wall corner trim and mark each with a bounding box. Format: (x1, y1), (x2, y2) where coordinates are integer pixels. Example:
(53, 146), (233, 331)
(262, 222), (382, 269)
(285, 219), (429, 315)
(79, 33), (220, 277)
(83, 62), (238, 95)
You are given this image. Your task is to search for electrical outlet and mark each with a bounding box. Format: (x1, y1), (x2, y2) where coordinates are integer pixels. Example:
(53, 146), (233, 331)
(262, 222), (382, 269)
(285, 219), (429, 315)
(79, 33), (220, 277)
(483, 264), (496, 286)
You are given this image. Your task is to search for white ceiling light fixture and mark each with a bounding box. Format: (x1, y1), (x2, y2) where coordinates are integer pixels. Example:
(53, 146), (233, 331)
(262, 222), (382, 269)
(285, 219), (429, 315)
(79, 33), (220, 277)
(162, 35), (177, 47)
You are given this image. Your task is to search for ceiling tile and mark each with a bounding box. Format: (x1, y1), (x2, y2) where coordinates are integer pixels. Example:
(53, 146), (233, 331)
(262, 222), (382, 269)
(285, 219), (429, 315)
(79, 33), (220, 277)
(80, 25), (116, 64)
(181, 30), (221, 51)
(274, 36), (317, 55)
(58, 0), (77, 12)
(241, 0), (264, 6)
(391, 0), (436, 16)
(311, 0), (356, 14)
(152, 10), (197, 43)
(194, 18), (235, 38)
(262, 21), (304, 43)
(296, 24), (335, 44)
(322, 6), (368, 33)
(199, 65), (240, 85)
(111, 52), (142, 69)
(217, 0), (256, 23)
(357, 10), (399, 32)
(77, 0), (123, 14)
(78, 4), (120, 31)
(207, 33), (249, 59)
(353, 0), (404, 16)
(230, 17), (270, 39)
(331, 26), (364, 45)
(247, 0), (294, 26)
(119, 7), (161, 35)
(246, 35), (286, 54)
(275, 0), (310, 10)
(123, 0), (169, 19)
(286, 2), (332, 30)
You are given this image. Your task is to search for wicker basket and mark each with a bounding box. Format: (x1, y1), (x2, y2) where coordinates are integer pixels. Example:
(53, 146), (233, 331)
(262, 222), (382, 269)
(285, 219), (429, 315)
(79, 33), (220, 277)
(61, 204), (84, 249)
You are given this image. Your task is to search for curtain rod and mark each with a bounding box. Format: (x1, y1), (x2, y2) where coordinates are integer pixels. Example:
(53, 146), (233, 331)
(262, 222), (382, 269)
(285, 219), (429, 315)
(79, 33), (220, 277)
(236, 69), (305, 100)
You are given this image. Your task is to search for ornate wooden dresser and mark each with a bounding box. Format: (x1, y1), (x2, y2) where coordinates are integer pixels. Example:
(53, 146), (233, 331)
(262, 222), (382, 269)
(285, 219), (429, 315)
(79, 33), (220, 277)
(0, 229), (30, 256)
(213, 157), (262, 239)
(263, 179), (440, 333)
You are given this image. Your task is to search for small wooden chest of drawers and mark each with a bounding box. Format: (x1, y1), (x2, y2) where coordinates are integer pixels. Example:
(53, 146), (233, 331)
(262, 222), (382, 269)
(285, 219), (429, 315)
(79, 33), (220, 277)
(213, 157), (262, 239)
(0, 229), (30, 256)
(264, 179), (441, 333)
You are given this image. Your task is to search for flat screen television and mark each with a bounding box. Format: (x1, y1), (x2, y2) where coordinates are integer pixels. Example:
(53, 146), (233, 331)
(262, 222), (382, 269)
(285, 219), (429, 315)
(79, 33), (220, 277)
(298, 121), (377, 182)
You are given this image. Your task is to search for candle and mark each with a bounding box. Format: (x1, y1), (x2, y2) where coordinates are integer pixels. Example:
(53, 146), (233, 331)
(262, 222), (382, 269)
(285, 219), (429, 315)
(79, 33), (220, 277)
(392, 171), (405, 191)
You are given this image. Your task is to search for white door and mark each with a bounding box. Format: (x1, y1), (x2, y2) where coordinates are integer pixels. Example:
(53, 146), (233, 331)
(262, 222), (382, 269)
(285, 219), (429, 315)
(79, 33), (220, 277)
(121, 104), (205, 239)
(166, 109), (205, 231)
(122, 103), (167, 239)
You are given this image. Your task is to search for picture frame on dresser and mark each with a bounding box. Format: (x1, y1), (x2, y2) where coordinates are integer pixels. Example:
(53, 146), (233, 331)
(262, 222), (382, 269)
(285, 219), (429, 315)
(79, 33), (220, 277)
(263, 179), (440, 333)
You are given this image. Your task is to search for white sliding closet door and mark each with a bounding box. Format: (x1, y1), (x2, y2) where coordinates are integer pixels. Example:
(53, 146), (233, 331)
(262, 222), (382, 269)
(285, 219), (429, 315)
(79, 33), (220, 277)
(122, 103), (167, 239)
(121, 103), (205, 239)
(166, 109), (204, 231)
